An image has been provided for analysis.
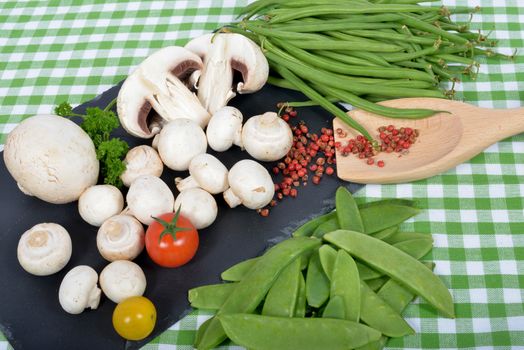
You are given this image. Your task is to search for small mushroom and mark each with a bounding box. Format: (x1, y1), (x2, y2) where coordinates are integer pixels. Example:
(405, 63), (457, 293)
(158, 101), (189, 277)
(174, 188), (218, 229)
(58, 265), (101, 314)
(242, 112), (293, 161)
(157, 118), (207, 171)
(117, 46), (210, 138)
(121, 145), (163, 187)
(3, 115), (99, 204)
(175, 153), (228, 194)
(17, 223), (72, 276)
(126, 175), (174, 225)
(206, 106), (243, 152)
(97, 215), (145, 262)
(78, 185), (124, 227)
(223, 159), (274, 209)
(185, 33), (269, 114)
(99, 260), (146, 304)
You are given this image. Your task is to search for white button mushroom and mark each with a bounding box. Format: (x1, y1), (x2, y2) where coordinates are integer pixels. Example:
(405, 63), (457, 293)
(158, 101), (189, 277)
(242, 112), (293, 162)
(120, 145), (164, 187)
(157, 118), (207, 171)
(99, 260), (147, 304)
(78, 185), (124, 227)
(174, 188), (218, 229)
(223, 159), (275, 209)
(126, 175), (174, 225)
(97, 215), (145, 262)
(17, 223), (72, 276)
(175, 153), (228, 194)
(206, 106), (244, 152)
(3, 115), (99, 204)
(58, 265), (101, 314)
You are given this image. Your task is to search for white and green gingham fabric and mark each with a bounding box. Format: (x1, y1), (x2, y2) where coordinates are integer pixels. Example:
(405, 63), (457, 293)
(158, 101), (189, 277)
(1, 0), (523, 349)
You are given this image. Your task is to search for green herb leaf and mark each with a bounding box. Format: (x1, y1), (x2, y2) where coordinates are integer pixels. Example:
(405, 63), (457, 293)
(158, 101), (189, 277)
(54, 102), (74, 117)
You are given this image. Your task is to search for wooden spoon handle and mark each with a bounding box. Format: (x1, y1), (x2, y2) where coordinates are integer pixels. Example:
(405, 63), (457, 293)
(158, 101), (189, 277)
(464, 106), (524, 145)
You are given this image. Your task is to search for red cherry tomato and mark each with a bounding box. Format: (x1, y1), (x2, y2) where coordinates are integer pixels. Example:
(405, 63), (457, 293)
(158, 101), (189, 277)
(145, 209), (199, 268)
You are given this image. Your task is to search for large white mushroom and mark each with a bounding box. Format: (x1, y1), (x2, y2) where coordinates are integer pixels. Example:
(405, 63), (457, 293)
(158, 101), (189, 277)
(120, 145), (163, 187)
(126, 175), (174, 225)
(242, 112), (293, 161)
(58, 265), (101, 314)
(3, 115), (99, 204)
(117, 46), (210, 138)
(185, 33), (269, 114)
(174, 188), (218, 229)
(175, 153), (228, 194)
(206, 106), (244, 152)
(99, 260), (146, 303)
(156, 118), (207, 171)
(17, 223), (72, 276)
(97, 215), (145, 262)
(223, 159), (275, 209)
(78, 185), (124, 227)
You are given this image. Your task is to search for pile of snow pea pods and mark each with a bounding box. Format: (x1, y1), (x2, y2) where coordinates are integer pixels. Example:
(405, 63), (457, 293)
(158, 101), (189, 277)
(188, 187), (454, 350)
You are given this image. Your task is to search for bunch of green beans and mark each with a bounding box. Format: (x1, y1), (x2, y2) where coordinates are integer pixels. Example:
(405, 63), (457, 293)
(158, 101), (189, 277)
(223, 0), (513, 137)
(189, 187), (453, 350)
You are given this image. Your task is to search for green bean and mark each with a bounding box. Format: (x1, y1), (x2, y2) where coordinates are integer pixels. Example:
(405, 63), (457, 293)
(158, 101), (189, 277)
(284, 39), (403, 52)
(262, 258), (302, 317)
(331, 48), (392, 67)
(385, 231), (433, 245)
(295, 272), (307, 317)
(221, 257), (259, 282)
(331, 250), (361, 321)
(335, 187), (364, 232)
(344, 29), (438, 46)
(370, 225), (399, 240)
(195, 237), (321, 350)
(281, 98), (339, 108)
(322, 295), (346, 319)
(267, 76), (299, 90)
(312, 217), (340, 238)
(292, 211), (337, 237)
(359, 202), (420, 233)
(360, 280), (415, 337)
(324, 230), (455, 318)
(393, 239), (433, 260)
(278, 21), (399, 32)
(188, 283), (237, 310)
(306, 250), (331, 307)
(395, 60), (431, 69)
(434, 54), (478, 66)
(243, 22), (329, 41)
(366, 276), (390, 292)
(318, 50), (383, 67)
(218, 314), (382, 350)
(399, 14), (470, 45)
(376, 43), (441, 63)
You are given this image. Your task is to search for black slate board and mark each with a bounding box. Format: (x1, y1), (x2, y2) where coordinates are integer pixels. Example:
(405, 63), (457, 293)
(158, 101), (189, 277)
(0, 83), (362, 350)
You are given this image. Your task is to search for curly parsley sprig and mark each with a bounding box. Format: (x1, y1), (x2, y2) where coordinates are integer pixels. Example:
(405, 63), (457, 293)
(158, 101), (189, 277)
(55, 99), (129, 188)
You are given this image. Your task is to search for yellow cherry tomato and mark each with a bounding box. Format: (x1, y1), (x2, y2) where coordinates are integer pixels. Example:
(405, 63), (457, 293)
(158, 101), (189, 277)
(112, 296), (157, 341)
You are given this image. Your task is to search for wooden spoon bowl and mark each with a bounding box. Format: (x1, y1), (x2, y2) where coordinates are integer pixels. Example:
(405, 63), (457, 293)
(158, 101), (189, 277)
(334, 98), (524, 184)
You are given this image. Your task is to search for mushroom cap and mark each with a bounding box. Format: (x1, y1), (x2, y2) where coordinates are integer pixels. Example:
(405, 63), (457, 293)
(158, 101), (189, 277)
(121, 145), (163, 187)
(117, 46), (210, 138)
(187, 153), (229, 194)
(157, 118), (207, 171)
(175, 188), (218, 229)
(227, 159), (275, 209)
(206, 106), (244, 152)
(242, 112), (293, 162)
(97, 215), (145, 262)
(126, 175), (174, 225)
(99, 260), (146, 303)
(58, 265), (101, 314)
(3, 115), (99, 204)
(78, 185), (124, 227)
(17, 223), (72, 276)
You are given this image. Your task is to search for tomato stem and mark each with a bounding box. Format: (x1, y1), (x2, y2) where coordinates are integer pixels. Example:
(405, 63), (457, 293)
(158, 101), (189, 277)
(152, 206), (191, 243)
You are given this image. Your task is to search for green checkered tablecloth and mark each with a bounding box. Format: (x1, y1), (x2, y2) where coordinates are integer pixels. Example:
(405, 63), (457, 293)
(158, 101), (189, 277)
(1, 0), (523, 349)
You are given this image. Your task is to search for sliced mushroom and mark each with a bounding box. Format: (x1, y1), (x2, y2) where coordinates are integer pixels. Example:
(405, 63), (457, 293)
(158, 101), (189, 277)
(185, 33), (269, 114)
(206, 106), (243, 152)
(126, 175), (174, 225)
(99, 260), (146, 303)
(78, 185), (124, 227)
(17, 223), (72, 276)
(58, 265), (101, 314)
(117, 46), (210, 138)
(121, 145), (163, 187)
(97, 215), (145, 262)
(174, 188), (218, 229)
(242, 112), (293, 161)
(175, 153), (228, 194)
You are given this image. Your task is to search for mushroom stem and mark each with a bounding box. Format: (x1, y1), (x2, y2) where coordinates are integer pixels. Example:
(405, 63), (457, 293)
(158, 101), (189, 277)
(175, 176), (199, 192)
(223, 188), (242, 208)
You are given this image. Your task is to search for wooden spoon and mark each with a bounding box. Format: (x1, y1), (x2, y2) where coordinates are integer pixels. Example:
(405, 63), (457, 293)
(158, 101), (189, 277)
(334, 98), (524, 184)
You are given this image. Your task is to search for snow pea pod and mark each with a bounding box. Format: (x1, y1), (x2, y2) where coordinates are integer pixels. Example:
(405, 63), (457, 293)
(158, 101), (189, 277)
(322, 295), (345, 319)
(320, 244), (382, 280)
(366, 276), (389, 292)
(305, 250), (330, 308)
(359, 203), (420, 234)
(218, 314), (381, 350)
(262, 258), (301, 317)
(295, 273), (306, 317)
(359, 280), (414, 337)
(194, 237), (321, 350)
(312, 216), (339, 237)
(335, 187), (364, 232)
(331, 250), (360, 322)
(325, 230), (454, 318)
(220, 257), (259, 282)
(188, 283), (237, 310)
(393, 238), (433, 260)
(384, 231), (433, 245)
(292, 211), (337, 237)
(370, 225), (398, 240)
